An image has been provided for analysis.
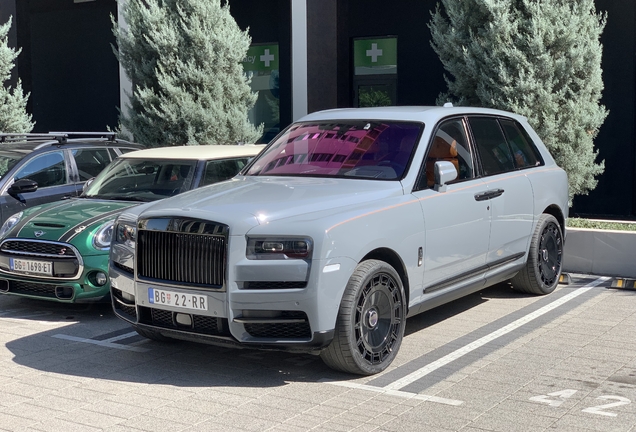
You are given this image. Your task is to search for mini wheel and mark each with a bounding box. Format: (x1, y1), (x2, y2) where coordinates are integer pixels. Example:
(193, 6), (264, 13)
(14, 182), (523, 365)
(511, 214), (563, 295)
(320, 259), (406, 375)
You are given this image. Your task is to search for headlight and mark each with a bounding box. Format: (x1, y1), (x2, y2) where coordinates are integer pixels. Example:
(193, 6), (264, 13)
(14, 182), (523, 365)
(0, 211), (23, 239)
(115, 222), (136, 248)
(93, 222), (114, 250)
(246, 236), (312, 260)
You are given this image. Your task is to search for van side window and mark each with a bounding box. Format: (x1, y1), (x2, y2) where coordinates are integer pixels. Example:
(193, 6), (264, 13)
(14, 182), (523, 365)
(468, 117), (515, 175)
(499, 120), (543, 168)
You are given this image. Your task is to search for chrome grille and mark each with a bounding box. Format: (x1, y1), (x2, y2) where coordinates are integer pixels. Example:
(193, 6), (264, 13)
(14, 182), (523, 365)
(136, 218), (228, 289)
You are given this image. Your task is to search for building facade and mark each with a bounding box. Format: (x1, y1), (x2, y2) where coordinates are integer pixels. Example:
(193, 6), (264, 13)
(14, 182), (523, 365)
(1, 0), (634, 218)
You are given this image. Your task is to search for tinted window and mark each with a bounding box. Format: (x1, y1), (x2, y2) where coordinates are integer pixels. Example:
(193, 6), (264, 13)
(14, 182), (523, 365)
(499, 120), (542, 168)
(245, 121), (423, 180)
(469, 117), (515, 176)
(202, 158), (250, 187)
(0, 151), (24, 179)
(15, 151), (67, 187)
(72, 148), (112, 180)
(421, 118), (474, 189)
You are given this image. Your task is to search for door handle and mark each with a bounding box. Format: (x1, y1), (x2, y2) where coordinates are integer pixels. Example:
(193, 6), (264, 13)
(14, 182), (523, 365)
(474, 189), (504, 201)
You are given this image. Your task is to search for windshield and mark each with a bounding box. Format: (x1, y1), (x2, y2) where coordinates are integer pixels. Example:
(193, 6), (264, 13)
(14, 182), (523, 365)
(84, 158), (196, 202)
(0, 151), (25, 179)
(245, 120), (423, 179)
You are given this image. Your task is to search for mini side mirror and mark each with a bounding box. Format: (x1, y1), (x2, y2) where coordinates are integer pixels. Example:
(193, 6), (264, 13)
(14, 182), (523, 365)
(8, 178), (38, 195)
(434, 161), (458, 192)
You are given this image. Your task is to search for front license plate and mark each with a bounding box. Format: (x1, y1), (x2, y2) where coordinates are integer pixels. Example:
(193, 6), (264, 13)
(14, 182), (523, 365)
(148, 288), (208, 311)
(10, 258), (52, 276)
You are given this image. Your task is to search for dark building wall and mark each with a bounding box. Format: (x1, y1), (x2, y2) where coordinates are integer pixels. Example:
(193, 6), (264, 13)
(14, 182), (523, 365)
(571, 1), (636, 219)
(230, 0), (292, 129)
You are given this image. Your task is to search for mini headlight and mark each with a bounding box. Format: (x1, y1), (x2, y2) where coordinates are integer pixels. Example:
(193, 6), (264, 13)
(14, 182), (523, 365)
(93, 222), (114, 250)
(115, 223), (136, 248)
(246, 237), (312, 260)
(0, 211), (23, 239)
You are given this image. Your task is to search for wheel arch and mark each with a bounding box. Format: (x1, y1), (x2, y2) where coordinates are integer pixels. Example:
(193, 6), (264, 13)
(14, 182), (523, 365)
(361, 247), (410, 311)
(542, 204), (566, 235)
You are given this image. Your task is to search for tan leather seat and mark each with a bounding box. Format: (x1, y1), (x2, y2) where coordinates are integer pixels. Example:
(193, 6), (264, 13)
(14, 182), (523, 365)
(426, 136), (459, 187)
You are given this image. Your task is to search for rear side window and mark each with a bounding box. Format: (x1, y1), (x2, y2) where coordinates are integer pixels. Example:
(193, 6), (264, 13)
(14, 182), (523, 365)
(468, 117), (515, 176)
(499, 120), (542, 168)
(72, 148), (112, 180)
(202, 158), (250, 187)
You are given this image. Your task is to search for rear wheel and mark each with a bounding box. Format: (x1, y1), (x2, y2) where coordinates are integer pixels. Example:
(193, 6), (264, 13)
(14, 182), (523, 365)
(512, 214), (563, 295)
(320, 259), (406, 375)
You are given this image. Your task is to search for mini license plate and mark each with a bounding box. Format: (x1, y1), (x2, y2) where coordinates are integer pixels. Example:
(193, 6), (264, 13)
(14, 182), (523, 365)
(10, 258), (52, 276)
(148, 288), (208, 311)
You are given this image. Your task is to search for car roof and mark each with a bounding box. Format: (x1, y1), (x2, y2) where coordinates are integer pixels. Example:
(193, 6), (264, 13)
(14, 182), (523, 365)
(121, 144), (265, 160)
(299, 105), (528, 124)
(0, 138), (142, 156)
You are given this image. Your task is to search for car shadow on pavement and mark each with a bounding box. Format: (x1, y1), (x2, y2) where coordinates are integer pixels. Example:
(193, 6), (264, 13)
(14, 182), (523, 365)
(1, 282), (528, 388)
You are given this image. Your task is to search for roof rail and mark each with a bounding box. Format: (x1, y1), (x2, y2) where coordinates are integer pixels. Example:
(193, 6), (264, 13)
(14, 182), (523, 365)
(0, 133), (65, 143)
(48, 131), (118, 141)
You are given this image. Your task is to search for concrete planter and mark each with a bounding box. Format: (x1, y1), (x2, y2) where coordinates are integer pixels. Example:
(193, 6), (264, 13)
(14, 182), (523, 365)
(563, 227), (636, 278)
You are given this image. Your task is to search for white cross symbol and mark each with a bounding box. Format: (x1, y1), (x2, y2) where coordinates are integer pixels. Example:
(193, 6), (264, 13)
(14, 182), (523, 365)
(260, 49), (275, 67)
(366, 43), (383, 62)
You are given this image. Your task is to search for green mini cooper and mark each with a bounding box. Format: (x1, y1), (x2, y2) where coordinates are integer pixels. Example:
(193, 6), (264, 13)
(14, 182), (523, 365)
(0, 144), (262, 302)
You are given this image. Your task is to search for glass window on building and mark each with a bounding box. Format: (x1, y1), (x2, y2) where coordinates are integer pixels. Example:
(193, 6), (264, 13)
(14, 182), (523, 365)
(353, 37), (397, 108)
(243, 43), (280, 144)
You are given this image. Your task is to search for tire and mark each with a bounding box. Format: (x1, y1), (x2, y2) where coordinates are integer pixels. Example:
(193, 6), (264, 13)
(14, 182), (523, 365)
(320, 259), (406, 375)
(511, 214), (563, 295)
(134, 326), (173, 342)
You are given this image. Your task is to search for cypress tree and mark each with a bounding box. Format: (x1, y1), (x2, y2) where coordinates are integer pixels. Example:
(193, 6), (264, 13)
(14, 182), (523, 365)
(430, 0), (607, 202)
(0, 17), (33, 133)
(113, 0), (262, 147)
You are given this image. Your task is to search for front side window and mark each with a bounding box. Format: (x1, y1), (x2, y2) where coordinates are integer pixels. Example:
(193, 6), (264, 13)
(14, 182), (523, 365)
(0, 151), (24, 180)
(84, 158), (196, 202)
(468, 117), (515, 176)
(14, 151), (67, 187)
(201, 158), (250, 187)
(245, 121), (423, 180)
(421, 118), (474, 189)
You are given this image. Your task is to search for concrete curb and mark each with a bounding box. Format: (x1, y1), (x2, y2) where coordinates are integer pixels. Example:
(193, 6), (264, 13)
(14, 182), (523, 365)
(563, 227), (636, 279)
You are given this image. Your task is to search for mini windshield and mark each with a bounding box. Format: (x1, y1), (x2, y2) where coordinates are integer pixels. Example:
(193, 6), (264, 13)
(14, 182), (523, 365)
(84, 158), (196, 202)
(245, 121), (423, 179)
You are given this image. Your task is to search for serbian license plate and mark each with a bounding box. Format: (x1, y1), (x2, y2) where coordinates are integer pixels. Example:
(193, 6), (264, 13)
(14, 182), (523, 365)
(148, 288), (208, 311)
(10, 258), (53, 276)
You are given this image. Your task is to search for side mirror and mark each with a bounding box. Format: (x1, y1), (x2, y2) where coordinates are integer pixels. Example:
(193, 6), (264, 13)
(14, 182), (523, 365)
(8, 178), (38, 195)
(83, 177), (95, 193)
(434, 161), (458, 192)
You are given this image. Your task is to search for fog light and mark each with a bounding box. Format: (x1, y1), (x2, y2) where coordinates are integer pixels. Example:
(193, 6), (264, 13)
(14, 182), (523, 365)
(95, 272), (107, 286)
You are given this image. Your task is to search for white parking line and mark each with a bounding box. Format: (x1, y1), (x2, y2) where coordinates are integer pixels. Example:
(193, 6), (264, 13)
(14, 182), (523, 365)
(319, 379), (463, 405)
(52, 333), (150, 352)
(383, 276), (610, 391)
(102, 331), (140, 343)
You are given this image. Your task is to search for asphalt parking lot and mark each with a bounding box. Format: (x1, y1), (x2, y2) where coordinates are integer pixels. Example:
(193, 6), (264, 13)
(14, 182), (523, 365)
(0, 274), (634, 432)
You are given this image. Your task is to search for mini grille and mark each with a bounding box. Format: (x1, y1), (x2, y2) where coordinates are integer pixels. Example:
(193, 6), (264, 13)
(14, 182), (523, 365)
(8, 280), (57, 298)
(1, 241), (76, 258)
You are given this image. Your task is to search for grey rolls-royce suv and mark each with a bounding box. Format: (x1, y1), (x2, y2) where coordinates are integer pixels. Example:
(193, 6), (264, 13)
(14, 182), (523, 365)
(109, 106), (568, 375)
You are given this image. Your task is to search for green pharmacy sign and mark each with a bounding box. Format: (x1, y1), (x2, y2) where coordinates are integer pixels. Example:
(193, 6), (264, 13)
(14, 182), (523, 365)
(353, 37), (397, 75)
(243, 44), (279, 72)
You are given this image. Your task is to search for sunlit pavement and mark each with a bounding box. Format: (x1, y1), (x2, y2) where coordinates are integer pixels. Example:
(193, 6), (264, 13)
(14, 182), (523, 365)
(0, 274), (634, 432)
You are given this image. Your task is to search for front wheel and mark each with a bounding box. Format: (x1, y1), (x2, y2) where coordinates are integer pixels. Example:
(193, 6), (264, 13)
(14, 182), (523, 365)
(320, 259), (406, 375)
(511, 214), (563, 295)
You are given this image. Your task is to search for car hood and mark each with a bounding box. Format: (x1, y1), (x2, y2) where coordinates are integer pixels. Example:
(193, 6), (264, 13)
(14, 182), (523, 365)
(135, 176), (405, 234)
(12, 199), (137, 242)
